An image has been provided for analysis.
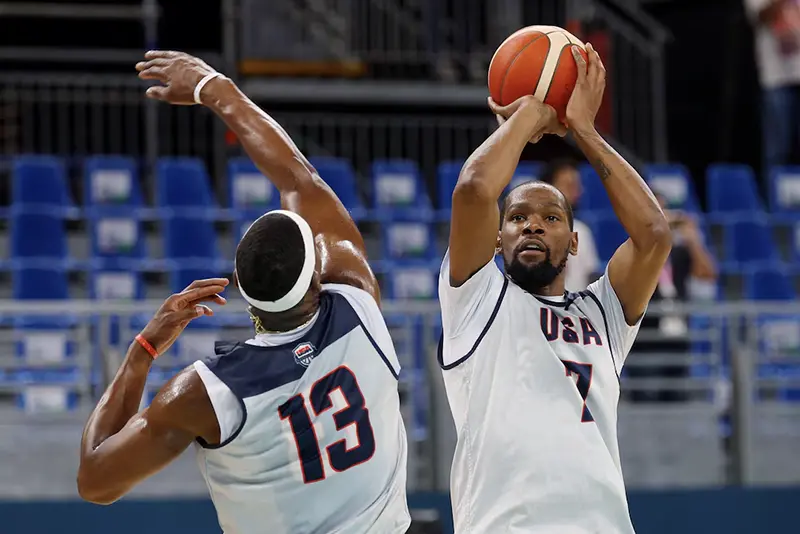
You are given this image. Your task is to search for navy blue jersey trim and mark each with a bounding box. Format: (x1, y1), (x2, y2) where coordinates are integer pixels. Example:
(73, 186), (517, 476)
(438, 277), (509, 370)
(196, 395), (248, 450)
(533, 291), (570, 308)
(201, 292), (362, 399)
(580, 289), (621, 381)
(359, 322), (399, 379)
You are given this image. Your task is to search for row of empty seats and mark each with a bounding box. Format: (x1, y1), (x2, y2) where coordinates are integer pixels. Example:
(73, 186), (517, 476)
(7, 155), (800, 220)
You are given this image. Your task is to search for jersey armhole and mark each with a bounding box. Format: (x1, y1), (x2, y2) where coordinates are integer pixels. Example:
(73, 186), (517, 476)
(438, 277), (509, 370)
(193, 360), (248, 449)
(322, 283), (401, 379)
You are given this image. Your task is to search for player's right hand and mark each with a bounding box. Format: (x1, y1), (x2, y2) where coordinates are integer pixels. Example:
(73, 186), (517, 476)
(136, 50), (224, 105)
(139, 278), (229, 357)
(488, 96), (566, 142)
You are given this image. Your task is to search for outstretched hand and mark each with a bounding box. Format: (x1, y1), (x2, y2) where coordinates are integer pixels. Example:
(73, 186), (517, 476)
(488, 95), (566, 143)
(136, 50), (223, 105)
(565, 43), (606, 133)
(139, 278), (229, 356)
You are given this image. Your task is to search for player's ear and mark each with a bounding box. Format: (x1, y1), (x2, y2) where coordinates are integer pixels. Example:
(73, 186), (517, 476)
(495, 231), (502, 255)
(569, 231), (579, 256)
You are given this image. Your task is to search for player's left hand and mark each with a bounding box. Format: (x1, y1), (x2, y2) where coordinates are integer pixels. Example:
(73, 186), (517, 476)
(139, 278), (229, 357)
(488, 95), (566, 142)
(136, 50), (223, 105)
(565, 43), (606, 134)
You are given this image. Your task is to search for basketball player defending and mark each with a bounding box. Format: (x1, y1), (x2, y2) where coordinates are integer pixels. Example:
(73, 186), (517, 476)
(77, 51), (411, 534)
(440, 45), (670, 533)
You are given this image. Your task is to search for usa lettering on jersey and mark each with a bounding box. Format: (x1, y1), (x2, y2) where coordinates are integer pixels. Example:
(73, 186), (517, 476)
(540, 308), (604, 423)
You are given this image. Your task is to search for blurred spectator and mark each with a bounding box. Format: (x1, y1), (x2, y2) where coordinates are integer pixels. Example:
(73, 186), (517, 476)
(745, 0), (800, 172)
(539, 159), (600, 292)
(628, 193), (718, 403)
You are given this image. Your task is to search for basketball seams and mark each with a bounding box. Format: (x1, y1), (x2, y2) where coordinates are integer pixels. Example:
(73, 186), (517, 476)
(540, 43), (578, 106)
(495, 33), (549, 106)
(534, 32), (572, 102)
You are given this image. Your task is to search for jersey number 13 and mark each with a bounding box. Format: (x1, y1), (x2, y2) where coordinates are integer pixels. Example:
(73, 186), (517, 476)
(279, 366), (376, 484)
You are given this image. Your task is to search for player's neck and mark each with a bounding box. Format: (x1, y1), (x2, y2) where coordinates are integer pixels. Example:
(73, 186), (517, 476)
(252, 296), (320, 334)
(510, 276), (566, 298)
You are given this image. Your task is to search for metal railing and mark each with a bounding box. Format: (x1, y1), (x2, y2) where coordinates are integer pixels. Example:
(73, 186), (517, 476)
(0, 73), (229, 200)
(1, 298), (800, 497)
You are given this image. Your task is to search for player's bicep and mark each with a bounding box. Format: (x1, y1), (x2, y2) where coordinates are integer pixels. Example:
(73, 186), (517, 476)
(281, 183), (379, 302)
(78, 369), (218, 504)
(448, 179), (503, 286)
(607, 238), (668, 325)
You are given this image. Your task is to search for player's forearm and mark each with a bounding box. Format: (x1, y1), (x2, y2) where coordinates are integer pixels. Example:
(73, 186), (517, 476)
(457, 102), (546, 200)
(78, 342), (152, 501)
(203, 77), (318, 193)
(573, 127), (671, 251)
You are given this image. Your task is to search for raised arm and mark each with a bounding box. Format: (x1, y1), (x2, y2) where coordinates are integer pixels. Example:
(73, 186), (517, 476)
(78, 280), (227, 504)
(448, 97), (564, 285)
(136, 51), (379, 302)
(566, 45), (671, 324)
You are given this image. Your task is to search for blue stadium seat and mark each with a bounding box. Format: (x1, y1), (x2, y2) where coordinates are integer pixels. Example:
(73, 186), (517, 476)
(371, 160), (433, 221)
(163, 215), (228, 271)
(12, 155), (77, 217)
(706, 164), (765, 221)
(743, 264), (800, 398)
(227, 157), (280, 216)
(436, 161), (543, 220)
(309, 157), (368, 221)
(381, 220), (438, 261)
(382, 261), (438, 299)
(646, 163), (701, 214)
(90, 269), (144, 301)
(435, 161), (461, 218)
(721, 217), (779, 271)
(88, 214), (155, 270)
(586, 214), (629, 263)
(90, 268), (146, 347)
(578, 163), (612, 214)
(12, 265), (69, 301)
(743, 263), (795, 300)
(156, 158), (223, 218)
(11, 261), (88, 413)
(83, 156), (148, 218)
(9, 211), (72, 269)
(768, 166), (800, 221)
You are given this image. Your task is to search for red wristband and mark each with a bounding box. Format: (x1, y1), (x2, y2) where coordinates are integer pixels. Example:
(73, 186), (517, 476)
(135, 334), (159, 359)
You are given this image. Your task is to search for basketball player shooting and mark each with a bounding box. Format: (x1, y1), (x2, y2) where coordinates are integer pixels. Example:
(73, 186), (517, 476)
(439, 45), (671, 533)
(77, 51), (411, 534)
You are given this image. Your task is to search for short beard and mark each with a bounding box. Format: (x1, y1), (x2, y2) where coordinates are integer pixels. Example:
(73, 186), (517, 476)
(504, 247), (568, 294)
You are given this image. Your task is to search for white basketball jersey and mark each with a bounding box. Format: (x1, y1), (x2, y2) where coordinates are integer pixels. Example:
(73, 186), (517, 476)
(438, 251), (641, 534)
(194, 284), (410, 534)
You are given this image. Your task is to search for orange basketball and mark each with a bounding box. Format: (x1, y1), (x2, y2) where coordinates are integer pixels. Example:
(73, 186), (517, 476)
(488, 26), (588, 122)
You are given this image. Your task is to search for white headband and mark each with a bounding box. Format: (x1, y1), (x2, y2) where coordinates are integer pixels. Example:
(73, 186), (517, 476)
(236, 210), (316, 313)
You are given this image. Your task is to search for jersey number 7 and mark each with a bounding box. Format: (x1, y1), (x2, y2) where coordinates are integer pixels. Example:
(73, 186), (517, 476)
(279, 366), (376, 484)
(561, 360), (594, 423)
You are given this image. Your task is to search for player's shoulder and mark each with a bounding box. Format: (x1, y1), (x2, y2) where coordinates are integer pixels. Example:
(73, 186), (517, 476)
(148, 364), (219, 439)
(323, 282), (379, 308)
(323, 283), (387, 328)
(323, 282), (401, 378)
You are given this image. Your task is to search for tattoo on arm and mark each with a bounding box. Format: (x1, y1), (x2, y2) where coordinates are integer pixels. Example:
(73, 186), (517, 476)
(596, 160), (611, 181)
(591, 144), (616, 181)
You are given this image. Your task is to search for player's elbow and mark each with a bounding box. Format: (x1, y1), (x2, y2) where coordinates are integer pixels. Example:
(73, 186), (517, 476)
(644, 217), (672, 256)
(77, 467), (118, 505)
(452, 170), (496, 207)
